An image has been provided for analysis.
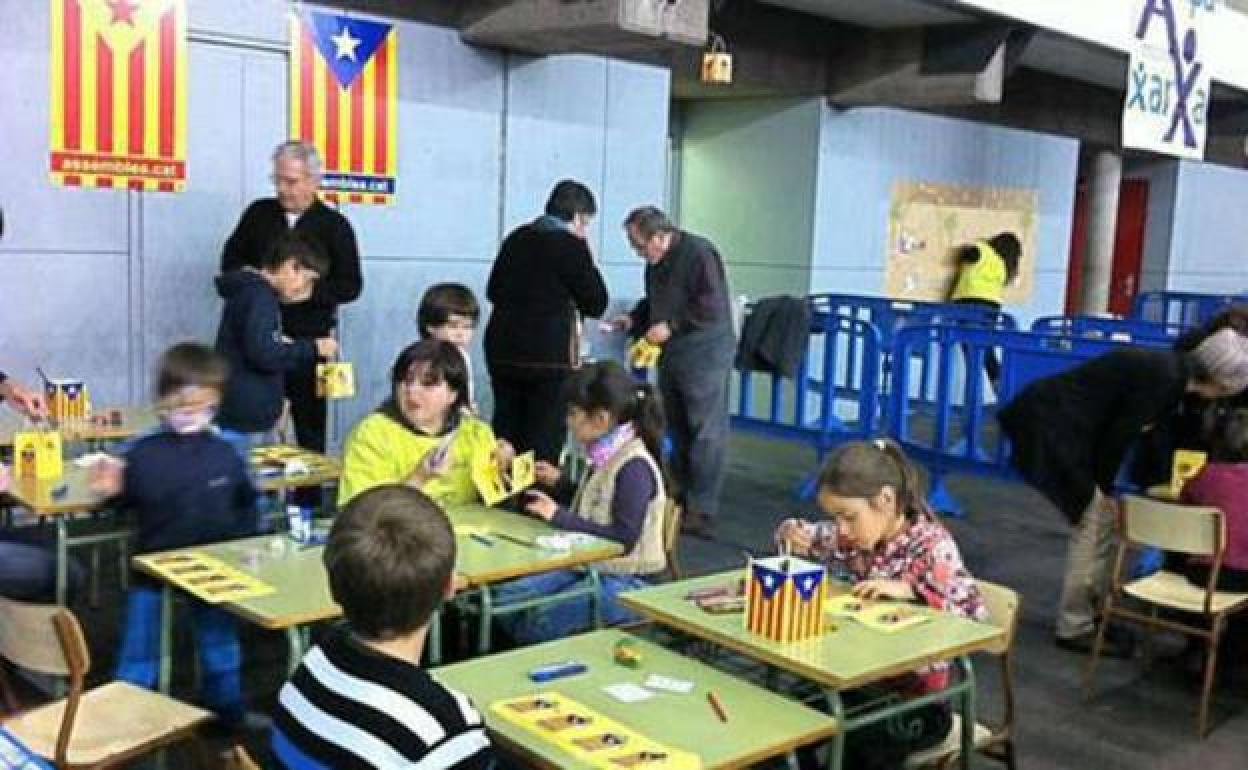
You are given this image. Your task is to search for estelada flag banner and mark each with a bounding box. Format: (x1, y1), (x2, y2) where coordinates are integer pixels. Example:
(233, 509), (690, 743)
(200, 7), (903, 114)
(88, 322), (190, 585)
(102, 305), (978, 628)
(745, 556), (826, 643)
(290, 10), (397, 205)
(49, 0), (188, 191)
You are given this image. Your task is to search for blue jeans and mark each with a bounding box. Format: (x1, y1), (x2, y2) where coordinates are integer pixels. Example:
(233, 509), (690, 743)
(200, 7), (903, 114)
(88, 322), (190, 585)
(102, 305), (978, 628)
(0, 533), (83, 602)
(492, 570), (649, 644)
(115, 586), (243, 724)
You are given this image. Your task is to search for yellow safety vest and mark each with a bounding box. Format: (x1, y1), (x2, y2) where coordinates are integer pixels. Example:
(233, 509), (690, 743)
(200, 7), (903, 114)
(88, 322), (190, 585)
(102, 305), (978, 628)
(951, 242), (1007, 304)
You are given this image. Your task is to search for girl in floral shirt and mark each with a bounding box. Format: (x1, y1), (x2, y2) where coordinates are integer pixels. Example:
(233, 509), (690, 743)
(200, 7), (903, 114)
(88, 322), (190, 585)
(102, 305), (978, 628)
(776, 438), (985, 770)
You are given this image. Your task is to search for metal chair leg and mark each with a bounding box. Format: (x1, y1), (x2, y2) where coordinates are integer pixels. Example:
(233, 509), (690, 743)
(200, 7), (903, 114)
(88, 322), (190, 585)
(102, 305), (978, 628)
(1198, 618), (1224, 737)
(1083, 607), (1113, 700)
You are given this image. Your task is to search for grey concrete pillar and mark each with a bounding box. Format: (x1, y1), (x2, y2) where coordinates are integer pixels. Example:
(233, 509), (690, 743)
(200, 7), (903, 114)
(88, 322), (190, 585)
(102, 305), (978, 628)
(1078, 149), (1122, 315)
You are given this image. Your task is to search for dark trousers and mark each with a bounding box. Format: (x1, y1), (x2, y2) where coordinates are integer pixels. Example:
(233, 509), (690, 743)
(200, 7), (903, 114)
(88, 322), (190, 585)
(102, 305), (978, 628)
(800, 690), (952, 770)
(284, 358), (326, 452)
(953, 297), (1002, 383)
(0, 532), (83, 603)
(658, 332), (734, 519)
(490, 373), (569, 464)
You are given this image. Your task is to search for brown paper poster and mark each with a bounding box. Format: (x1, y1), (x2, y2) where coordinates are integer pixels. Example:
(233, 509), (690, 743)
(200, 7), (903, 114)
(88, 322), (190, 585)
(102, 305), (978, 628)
(885, 181), (1037, 302)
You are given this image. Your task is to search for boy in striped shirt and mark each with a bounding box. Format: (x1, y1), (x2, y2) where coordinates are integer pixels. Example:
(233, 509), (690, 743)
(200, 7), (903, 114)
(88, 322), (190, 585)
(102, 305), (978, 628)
(272, 485), (495, 769)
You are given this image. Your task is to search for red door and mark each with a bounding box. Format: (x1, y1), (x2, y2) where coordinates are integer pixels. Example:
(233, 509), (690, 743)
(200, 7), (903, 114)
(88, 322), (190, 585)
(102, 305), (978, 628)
(1109, 179), (1148, 316)
(1064, 178), (1149, 316)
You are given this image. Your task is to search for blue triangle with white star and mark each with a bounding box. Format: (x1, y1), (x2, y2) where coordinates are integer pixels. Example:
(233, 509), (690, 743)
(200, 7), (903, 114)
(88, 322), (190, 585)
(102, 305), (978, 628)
(303, 11), (392, 89)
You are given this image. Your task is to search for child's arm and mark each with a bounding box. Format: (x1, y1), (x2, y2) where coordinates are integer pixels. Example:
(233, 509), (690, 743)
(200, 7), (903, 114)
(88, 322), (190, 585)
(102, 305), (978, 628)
(232, 458), (259, 536)
(535, 459), (656, 549)
(904, 532), (984, 619)
(241, 298), (316, 373)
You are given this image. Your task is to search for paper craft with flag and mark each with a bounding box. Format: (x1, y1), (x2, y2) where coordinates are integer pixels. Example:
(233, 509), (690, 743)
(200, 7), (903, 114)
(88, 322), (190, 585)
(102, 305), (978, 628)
(49, 0), (188, 191)
(473, 451), (536, 507)
(290, 9), (398, 205)
(744, 555), (826, 642)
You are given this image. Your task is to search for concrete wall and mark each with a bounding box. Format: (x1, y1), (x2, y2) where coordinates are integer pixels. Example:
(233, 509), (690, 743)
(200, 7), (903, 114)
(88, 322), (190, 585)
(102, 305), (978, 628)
(1163, 160), (1248, 294)
(0, 0), (669, 446)
(811, 107), (1081, 324)
(677, 98), (822, 299)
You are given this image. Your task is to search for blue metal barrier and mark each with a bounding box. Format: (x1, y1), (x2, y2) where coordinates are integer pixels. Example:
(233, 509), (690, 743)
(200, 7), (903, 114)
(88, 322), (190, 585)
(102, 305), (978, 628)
(887, 325), (1169, 515)
(733, 314), (882, 497)
(1030, 315), (1186, 346)
(1130, 291), (1246, 327)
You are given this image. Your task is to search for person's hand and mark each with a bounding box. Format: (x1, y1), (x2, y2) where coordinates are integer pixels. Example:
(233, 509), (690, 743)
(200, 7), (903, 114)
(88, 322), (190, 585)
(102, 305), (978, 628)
(494, 439), (516, 472)
(315, 337), (339, 358)
(524, 489), (558, 521)
(0, 463), (10, 495)
(775, 518), (816, 557)
(606, 314), (633, 333)
(88, 456), (125, 497)
(644, 322), (672, 346)
(851, 579), (915, 602)
(0, 380), (48, 420)
(535, 460), (561, 487)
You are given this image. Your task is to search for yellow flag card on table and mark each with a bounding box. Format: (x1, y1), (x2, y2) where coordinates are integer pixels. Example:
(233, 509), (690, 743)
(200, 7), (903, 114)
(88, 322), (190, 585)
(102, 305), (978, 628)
(493, 693), (701, 770)
(13, 429), (63, 480)
(135, 551), (275, 604)
(1170, 449), (1207, 497)
(316, 361), (356, 399)
(473, 450), (537, 507)
(825, 595), (931, 634)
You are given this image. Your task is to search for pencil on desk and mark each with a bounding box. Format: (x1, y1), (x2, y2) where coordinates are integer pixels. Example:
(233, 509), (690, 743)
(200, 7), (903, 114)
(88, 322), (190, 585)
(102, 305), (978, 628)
(469, 533), (494, 547)
(494, 532), (535, 548)
(707, 691), (728, 722)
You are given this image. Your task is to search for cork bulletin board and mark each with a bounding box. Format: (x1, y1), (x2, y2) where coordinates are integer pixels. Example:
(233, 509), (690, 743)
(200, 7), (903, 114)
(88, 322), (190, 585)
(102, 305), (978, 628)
(885, 181), (1037, 302)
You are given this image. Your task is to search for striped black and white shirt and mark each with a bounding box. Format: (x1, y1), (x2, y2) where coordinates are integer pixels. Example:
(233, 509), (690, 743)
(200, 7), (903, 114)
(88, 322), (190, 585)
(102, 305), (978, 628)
(272, 627), (494, 769)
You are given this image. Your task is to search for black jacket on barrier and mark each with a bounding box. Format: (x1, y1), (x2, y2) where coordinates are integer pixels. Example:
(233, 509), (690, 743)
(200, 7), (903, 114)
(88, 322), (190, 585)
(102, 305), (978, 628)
(997, 348), (1190, 524)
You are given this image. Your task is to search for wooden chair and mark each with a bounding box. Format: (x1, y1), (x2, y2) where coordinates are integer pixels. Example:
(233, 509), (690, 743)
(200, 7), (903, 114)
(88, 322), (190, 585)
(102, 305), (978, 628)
(1083, 495), (1248, 737)
(661, 500), (683, 581)
(0, 596), (212, 769)
(904, 580), (1020, 770)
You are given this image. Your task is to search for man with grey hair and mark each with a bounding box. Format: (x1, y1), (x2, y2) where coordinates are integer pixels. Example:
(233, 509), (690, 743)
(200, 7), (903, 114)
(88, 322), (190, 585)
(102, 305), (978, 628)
(221, 140), (362, 454)
(612, 206), (735, 538)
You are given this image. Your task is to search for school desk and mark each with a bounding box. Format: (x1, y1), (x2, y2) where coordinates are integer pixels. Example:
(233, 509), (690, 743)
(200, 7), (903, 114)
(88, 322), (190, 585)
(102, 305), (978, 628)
(618, 571), (1005, 770)
(448, 504), (626, 655)
(1, 446), (341, 606)
(134, 505), (624, 693)
(0, 406), (157, 448)
(432, 629), (839, 770)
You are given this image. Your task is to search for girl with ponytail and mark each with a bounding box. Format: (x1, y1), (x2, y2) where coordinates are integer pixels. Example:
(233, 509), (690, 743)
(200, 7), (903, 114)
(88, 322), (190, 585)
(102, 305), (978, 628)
(775, 439), (985, 770)
(495, 361), (669, 643)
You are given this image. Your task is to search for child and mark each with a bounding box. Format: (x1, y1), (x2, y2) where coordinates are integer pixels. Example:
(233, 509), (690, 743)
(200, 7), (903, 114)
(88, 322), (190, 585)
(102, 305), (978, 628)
(214, 231), (338, 441)
(273, 484), (494, 768)
(775, 439), (985, 770)
(338, 340), (512, 508)
(1180, 407), (1248, 592)
(90, 343), (257, 726)
(494, 360), (668, 643)
(417, 282), (480, 410)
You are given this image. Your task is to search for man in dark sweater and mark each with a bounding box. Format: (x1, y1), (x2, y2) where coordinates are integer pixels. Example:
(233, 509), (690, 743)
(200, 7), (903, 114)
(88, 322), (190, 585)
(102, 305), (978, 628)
(221, 140), (362, 452)
(614, 206), (736, 537)
(485, 180), (609, 462)
(215, 232), (337, 439)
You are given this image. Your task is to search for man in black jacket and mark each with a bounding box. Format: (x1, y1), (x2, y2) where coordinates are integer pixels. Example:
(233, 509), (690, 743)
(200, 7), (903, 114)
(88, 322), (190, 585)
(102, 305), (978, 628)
(614, 206), (736, 538)
(485, 180), (609, 462)
(220, 141), (362, 452)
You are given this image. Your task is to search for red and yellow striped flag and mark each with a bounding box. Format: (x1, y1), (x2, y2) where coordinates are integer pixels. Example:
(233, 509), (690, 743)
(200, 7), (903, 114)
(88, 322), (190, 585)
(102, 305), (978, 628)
(49, 0), (187, 191)
(745, 558), (826, 643)
(290, 10), (398, 206)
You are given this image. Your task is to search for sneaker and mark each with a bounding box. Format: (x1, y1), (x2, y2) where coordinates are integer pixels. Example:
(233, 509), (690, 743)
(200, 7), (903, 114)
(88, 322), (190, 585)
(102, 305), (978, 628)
(1055, 626), (1135, 659)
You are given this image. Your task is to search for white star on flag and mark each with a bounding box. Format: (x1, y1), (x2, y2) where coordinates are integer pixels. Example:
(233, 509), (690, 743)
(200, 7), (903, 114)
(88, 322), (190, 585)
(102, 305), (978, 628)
(331, 25), (361, 61)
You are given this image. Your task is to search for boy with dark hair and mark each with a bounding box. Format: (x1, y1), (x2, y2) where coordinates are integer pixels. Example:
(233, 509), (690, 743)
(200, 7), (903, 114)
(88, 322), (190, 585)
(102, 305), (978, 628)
(90, 342), (257, 726)
(272, 484), (494, 768)
(215, 231), (339, 439)
(417, 282), (481, 409)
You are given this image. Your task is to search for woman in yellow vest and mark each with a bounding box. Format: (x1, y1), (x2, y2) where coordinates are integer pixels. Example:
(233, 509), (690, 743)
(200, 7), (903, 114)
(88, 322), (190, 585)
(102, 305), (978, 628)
(493, 361), (668, 643)
(949, 231), (1021, 383)
(338, 339), (512, 508)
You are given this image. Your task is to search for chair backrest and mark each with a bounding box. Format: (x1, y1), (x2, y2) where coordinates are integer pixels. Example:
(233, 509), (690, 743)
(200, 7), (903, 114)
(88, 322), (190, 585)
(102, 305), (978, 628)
(662, 500), (683, 581)
(1122, 495), (1223, 557)
(0, 596), (85, 677)
(975, 580), (1019, 656)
